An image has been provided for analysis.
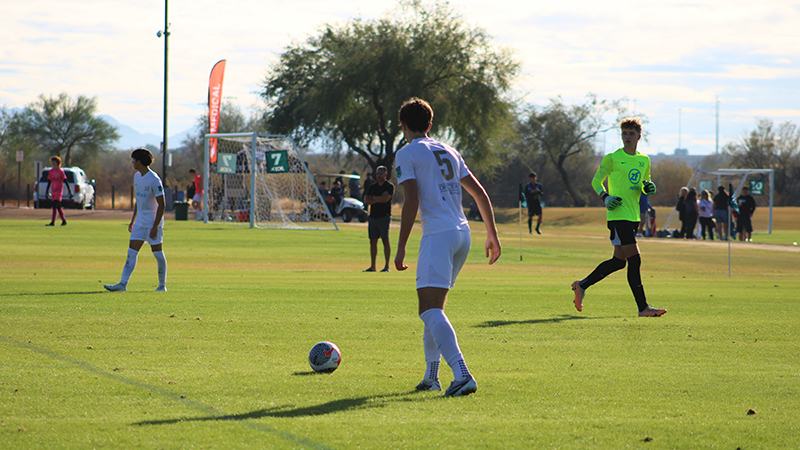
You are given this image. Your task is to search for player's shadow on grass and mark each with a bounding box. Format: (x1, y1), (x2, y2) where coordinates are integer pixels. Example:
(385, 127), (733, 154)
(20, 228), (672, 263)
(0, 291), (106, 297)
(134, 391), (427, 425)
(476, 314), (602, 328)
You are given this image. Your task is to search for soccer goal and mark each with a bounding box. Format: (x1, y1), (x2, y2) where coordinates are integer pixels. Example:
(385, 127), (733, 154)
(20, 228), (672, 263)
(662, 168), (774, 234)
(203, 133), (337, 230)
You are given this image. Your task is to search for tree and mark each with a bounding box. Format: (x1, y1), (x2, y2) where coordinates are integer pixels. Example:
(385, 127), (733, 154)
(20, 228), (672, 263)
(11, 93), (119, 166)
(261, 1), (519, 175)
(518, 95), (629, 206)
(649, 157), (693, 207)
(723, 118), (800, 205)
(179, 101), (265, 167)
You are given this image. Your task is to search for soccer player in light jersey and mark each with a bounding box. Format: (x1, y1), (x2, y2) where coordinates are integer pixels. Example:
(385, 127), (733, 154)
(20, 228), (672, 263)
(104, 148), (168, 292)
(394, 98), (501, 397)
(571, 117), (666, 317)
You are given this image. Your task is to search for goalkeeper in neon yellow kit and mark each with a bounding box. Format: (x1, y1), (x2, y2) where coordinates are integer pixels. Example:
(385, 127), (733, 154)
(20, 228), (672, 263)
(571, 117), (666, 317)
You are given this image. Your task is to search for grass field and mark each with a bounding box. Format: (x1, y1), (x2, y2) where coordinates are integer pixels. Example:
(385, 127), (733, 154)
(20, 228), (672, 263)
(1, 207), (799, 449)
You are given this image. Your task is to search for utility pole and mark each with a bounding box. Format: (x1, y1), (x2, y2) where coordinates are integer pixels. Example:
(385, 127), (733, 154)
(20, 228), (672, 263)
(157, 0), (170, 185)
(715, 97), (720, 155)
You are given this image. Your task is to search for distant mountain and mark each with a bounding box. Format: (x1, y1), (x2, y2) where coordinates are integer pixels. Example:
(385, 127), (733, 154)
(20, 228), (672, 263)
(99, 115), (195, 151)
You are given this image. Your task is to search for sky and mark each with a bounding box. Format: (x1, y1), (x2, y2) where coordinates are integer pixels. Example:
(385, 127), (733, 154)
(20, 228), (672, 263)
(2, 0), (799, 155)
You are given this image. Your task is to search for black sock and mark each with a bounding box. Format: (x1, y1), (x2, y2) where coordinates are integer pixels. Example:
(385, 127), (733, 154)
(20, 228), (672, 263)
(528, 217), (532, 232)
(626, 254), (648, 311)
(580, 257), (626, 290)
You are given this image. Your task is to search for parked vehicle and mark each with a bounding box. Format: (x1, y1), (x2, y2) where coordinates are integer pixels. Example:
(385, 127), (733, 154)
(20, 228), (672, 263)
(34, 167), (96, 209)
(307, 173), (368, 223)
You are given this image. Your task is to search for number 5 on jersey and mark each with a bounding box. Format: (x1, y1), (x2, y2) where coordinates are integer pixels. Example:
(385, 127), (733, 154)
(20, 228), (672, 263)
(433, 150), (454, 181)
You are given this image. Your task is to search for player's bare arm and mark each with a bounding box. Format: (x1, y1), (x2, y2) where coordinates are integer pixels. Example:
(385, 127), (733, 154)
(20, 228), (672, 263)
(461, 174), (501, 264)
(151, 195), (166, 239)
(394, 179), (419, 271)
(129, 203), (137, 232)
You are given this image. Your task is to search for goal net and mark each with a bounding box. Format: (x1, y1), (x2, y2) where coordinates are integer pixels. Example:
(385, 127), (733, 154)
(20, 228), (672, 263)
(663, 168), (774, 234)
(203, 133), (337, 230)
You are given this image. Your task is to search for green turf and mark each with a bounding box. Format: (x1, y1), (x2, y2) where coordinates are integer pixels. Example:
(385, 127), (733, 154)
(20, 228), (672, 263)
(1, 218), (798, 449)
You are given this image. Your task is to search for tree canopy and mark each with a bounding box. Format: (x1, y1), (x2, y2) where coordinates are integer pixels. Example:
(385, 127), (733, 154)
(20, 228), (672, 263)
(518, 94), (629, 206)
(9, 93), (119, 166)
(261, 1), (519, 174)
(724, 118), (800, 205)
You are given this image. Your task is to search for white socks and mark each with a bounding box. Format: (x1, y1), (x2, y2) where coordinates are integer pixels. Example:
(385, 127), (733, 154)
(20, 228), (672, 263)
(120, 248), (167, 287)
(153, 250), (167, 287)
(419, 308), (471, 382)
(423, 323), (441, 382)
(120, 248), (138, 284)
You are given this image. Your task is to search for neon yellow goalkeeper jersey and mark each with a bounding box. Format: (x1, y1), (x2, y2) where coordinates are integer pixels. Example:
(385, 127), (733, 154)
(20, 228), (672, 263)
(591, 148), (651, 222)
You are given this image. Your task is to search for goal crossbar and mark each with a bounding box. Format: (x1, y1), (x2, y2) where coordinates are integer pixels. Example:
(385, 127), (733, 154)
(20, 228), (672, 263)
(202, 132), (338, 230)
(662, 168), (774, 234)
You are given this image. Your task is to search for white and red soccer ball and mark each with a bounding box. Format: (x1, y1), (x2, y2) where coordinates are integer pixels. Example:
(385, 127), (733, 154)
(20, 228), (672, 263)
(308, 341), (342, 373)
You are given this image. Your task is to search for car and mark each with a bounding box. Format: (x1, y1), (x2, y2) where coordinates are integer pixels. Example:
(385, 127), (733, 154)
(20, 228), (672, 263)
(34, 167), (96, 209)
(308, 173), (368, 223)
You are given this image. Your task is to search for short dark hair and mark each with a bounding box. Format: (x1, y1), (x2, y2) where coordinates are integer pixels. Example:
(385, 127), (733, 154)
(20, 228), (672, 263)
(529, 172), (537, 178)
(131, 148), (154, 166)
(189, 168), (196, 174)
(399, 98), (434, 133)
(620, 117), (643, 134)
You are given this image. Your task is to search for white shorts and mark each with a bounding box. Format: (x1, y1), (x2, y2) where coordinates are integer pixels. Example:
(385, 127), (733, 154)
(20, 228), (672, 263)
(130, 223), (164, 245)
(192, 194), (203, 203)
(416, 230), (471, 290)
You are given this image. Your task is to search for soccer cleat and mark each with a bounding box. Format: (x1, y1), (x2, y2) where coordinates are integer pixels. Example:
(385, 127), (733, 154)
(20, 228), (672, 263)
(638, 306), (667, 317)
(443, 375), (477, 397)
(362, 268), (376, 272)
(536, 227), (541, 235)
(380, 268), (390, 273)
(415, 379), (441, 391)
(571, 280), (585, 312)
(103, 283), (127, 292)
(45, 223), (55, 226)
(61, 221), (67, 226)
(155, 286), (167, 292)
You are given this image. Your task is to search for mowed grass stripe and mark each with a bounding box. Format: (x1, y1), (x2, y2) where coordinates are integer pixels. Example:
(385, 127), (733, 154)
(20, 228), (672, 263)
(1, 335), (334, 450)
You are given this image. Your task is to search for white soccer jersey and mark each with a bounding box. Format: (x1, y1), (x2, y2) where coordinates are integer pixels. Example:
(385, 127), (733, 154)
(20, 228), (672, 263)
(395, 137), (471, 236)
(134, 169), (164, 227)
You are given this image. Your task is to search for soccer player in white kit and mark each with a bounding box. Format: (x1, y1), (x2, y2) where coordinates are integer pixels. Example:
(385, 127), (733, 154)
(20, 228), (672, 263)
(394, 98), (501, 397)
(104, 148), (168, 292)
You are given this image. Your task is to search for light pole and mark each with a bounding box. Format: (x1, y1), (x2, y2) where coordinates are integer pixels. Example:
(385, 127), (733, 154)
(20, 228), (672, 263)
(157, 0), (170, 185)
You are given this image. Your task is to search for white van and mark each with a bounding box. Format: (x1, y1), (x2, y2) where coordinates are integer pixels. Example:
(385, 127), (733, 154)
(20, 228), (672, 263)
(34, 167), (96, 209)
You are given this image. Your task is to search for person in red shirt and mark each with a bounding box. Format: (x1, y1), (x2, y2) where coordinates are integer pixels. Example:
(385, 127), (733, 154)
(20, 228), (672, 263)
(189, 168), (204, 221)
(45, 156), (73, 226)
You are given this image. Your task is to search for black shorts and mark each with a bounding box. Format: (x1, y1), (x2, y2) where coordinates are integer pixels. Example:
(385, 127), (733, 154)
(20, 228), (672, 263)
(51, 200), (62, 208)
(607, 220), (638, 246)
(737, 215), (753, 233)
(527, 202), (542, 217)
(368, 215), (391, 240)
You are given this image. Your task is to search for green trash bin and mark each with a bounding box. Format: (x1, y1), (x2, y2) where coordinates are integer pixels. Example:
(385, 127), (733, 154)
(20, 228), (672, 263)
(174, 202), (189, 221)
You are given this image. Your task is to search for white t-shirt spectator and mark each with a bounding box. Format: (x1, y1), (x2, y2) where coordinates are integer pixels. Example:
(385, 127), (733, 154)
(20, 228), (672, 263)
(698, 198), (714, 218)
(395, 137), (470, 236)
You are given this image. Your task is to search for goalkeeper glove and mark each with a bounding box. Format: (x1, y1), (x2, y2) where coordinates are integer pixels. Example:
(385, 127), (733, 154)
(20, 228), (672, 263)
(643, 180), (656, 195)
(600, 192), (622, 210)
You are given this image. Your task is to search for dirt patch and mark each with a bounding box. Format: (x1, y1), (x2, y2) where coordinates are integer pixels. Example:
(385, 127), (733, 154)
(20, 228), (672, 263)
(0, 206), (175, 221)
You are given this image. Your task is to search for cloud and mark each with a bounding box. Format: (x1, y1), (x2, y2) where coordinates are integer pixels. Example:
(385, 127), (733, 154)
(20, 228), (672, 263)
(2, 0), (798, 155)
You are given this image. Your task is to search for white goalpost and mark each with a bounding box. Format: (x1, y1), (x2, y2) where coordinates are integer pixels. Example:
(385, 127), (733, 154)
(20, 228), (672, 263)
(202, 133), (337, 230)
(662, 168), (774, 234)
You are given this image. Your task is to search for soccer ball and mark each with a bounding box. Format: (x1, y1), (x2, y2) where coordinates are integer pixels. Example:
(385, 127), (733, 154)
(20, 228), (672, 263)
(308, 341), (342, 373)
